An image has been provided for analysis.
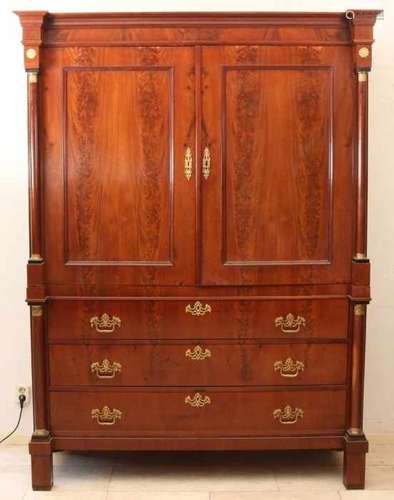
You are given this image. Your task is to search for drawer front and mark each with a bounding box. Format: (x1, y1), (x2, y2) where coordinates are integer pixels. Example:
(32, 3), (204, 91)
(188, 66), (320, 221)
(48, 298), (348, 340)
(49, 343), (348, 387)
(50, 389), (346, 436)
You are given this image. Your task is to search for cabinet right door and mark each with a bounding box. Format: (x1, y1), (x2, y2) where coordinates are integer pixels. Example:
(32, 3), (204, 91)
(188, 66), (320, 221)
(201, 45), (354, 286)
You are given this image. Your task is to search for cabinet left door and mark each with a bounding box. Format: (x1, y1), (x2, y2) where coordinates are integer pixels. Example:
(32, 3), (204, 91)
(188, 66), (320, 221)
(41, 47), (196, 286)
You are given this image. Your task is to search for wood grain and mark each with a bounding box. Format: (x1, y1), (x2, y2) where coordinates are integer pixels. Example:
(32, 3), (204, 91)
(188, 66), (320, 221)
(49, 342), (348, 387)
(354, 73), (369, 259)
(201, 45), (353, 285)
(42, 46), (195, 285)
(65, 67), (172, 264)
(27, 72), (43, 261)
(30, 306), (48, 431)
(224, 65), (331, 264)
(50, 388), (347, 436)
(14, 9), (381, 491)
(47, 297), (349, 340)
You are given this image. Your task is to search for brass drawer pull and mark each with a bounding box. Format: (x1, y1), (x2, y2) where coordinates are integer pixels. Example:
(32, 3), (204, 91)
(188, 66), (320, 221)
(273, 405), (304, 425)
(274, 358), (305, 378)
(275, 313), (306, 334)
(91, 359), (122, 379)
(90, 313), (121, 333)
(185, 392), (211, 407)
(91, 406), (122, 425)
(185, 345), (211, 360)
(184, 146), (193, 180)
(202, 146), (211, 179)
(185, 301), (212, 316)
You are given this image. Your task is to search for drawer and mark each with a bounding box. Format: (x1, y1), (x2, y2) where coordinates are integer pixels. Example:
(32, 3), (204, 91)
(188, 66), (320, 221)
(49, 388), (347, 436)
(49, 343), (348, 387)
(48, 298), (348, 340)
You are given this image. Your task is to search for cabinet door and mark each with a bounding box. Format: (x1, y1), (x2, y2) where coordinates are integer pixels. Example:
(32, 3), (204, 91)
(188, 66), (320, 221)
(42, 47), (195, 286)
(201, 46), (354, 285)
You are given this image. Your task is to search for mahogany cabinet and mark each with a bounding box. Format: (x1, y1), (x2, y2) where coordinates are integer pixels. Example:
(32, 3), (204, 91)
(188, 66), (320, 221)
(16, 10), (380, 490)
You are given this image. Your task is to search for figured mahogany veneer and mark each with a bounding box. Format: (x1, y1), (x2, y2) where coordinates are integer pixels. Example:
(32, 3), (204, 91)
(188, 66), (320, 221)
(49, 389), (347, 436)
(16, 9), (380, 491)
(48, 298), (348, 340)
(49, 343), (348, 387)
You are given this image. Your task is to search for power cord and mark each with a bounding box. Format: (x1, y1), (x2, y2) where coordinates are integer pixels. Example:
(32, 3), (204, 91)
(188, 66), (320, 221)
(0, 394), (26, 444)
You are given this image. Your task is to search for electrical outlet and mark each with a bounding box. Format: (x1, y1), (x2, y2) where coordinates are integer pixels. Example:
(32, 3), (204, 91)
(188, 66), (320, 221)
(16, 385), (31, 406)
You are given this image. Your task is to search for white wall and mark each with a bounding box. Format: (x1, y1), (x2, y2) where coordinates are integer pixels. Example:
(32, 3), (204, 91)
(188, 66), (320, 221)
(0, 0), (392, 441)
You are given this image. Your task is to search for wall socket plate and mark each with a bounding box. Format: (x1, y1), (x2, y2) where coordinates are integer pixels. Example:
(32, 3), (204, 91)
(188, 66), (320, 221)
(16, 385), (31, 406)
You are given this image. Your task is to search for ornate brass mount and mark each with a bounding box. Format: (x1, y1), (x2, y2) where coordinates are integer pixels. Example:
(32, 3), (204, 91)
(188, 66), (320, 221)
(353, 252), (367, 259)
(28, 72), (38, 83)
(29, 253), (43, 262)
(202, 147), (211, 179)
(273, 405), (304, 425)
(185, 345), (211, 360)
(90, 313), (121, 333)
(274, 358), (305, 378)
(348, 427), (364, 437)
(25, 48), (37, 60)
(91, 359), (122, 379)
(184, 146), (193, 180)
(185, 392), (211, 407)
(31, 305), (43, 317)
(32, 429), (50, 439)
(185, 301), (212, 316)
(358, 72), (368, 82)
(275, 313), (306, 334)
(91, 406), (122, 425)
(358, 47), (370, 58)
(354, 304), (366, 316)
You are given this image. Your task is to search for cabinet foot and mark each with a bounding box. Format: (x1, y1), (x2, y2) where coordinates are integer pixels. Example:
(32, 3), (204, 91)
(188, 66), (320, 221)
(343, 431), (368, 489)
(29, 436), (53, 491)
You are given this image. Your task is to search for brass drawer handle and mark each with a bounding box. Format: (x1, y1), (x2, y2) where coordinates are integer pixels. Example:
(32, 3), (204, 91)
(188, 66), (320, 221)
(91, 359), (122, 379)
(185, 392), (211, 407)
(275, 313), (306, 334)
(185, 345), (211, 360)
(184, 146), (193, 180)
(90, 313), (121, 333)
(91, 406), (122, 425)
(273, 405), (304, 425)
(274, 358), (305, 378)
(202, 146), (211, 179)
(185, 301), (212, 316)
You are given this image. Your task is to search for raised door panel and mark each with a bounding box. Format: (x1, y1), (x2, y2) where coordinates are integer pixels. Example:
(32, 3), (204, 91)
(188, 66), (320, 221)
(201, 46), (353, 285)
(224, 67), (331, 264)
(42, 47), (195, 285)
(66, 68), (172, 265)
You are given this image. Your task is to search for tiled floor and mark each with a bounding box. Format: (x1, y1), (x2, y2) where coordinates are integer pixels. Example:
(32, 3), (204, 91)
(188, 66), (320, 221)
(1, 435), (394, 499)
